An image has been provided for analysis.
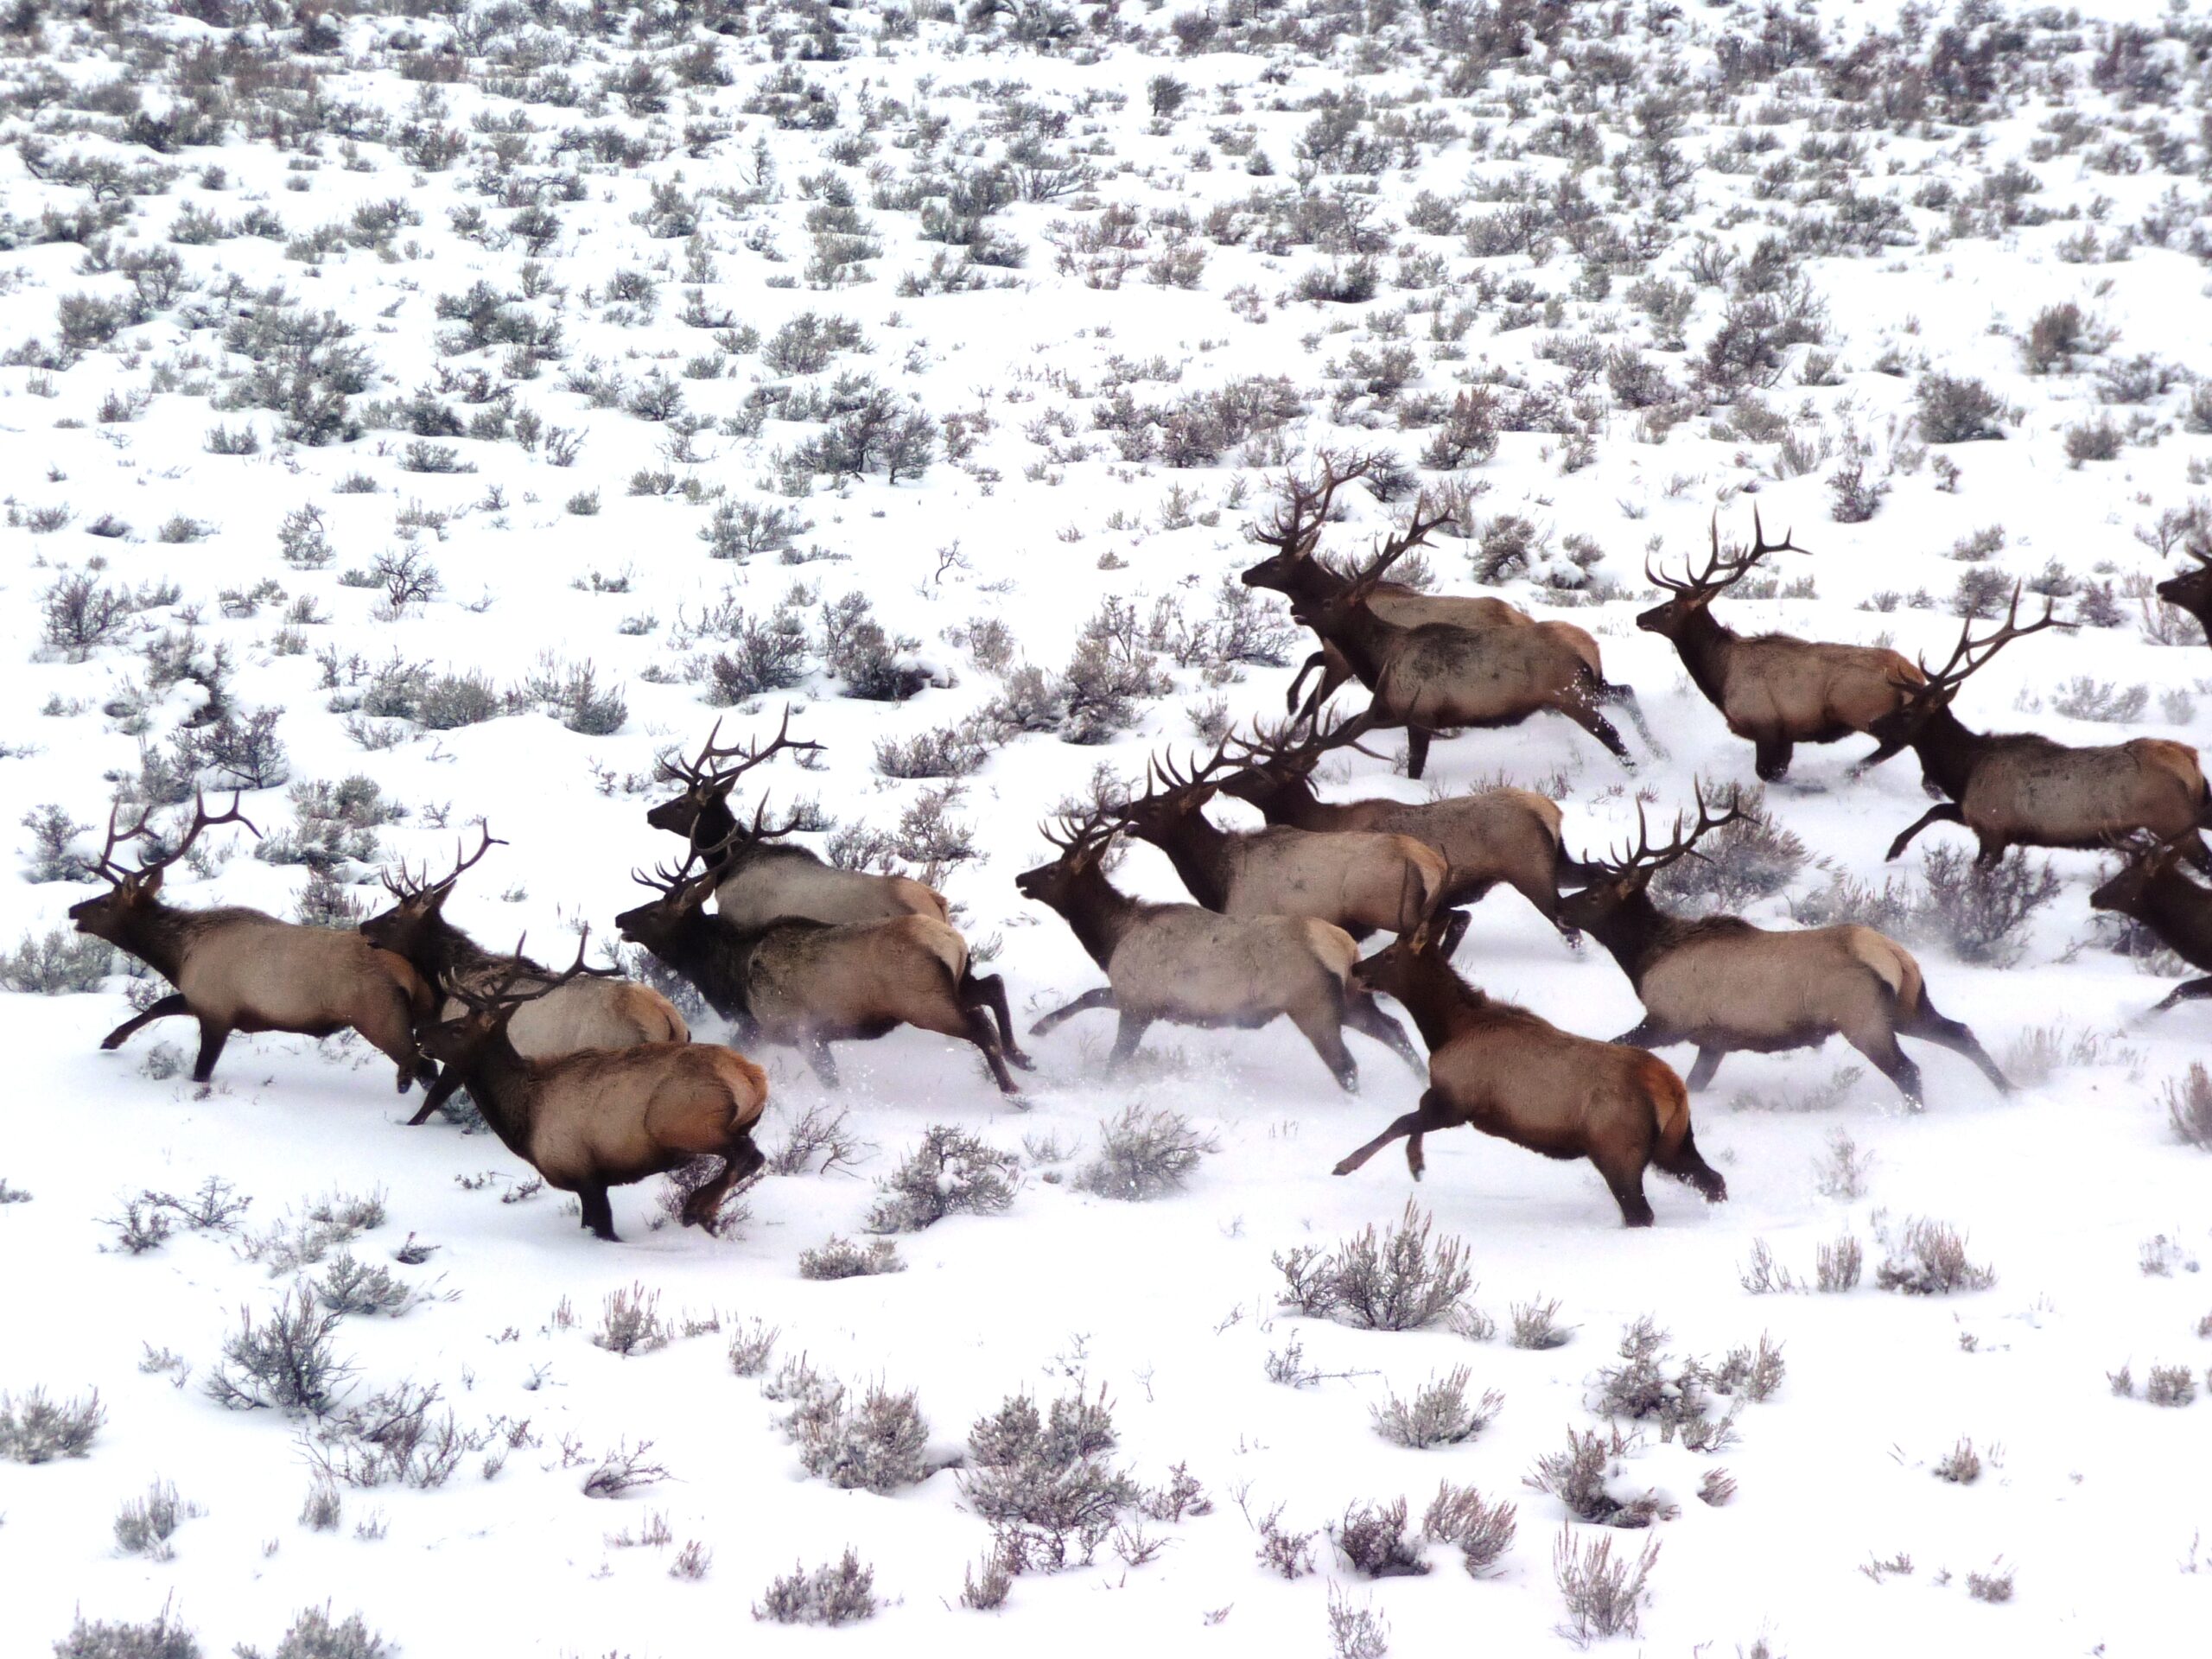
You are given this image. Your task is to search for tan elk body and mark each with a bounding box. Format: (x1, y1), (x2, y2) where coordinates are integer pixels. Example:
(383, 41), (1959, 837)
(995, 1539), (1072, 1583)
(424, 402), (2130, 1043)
(67, 797), (434, 1090)
(1639, 513), (1927, 781)
(418, 941), (767, 1241)
(1014, 818), (1421, 1090)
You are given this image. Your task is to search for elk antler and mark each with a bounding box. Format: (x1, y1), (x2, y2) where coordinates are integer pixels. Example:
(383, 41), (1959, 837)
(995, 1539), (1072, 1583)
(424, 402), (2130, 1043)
(381, 822), (505, 901)
(663, 706), (822, 795)
(1646, 507), (1806, 599)
(1578, 785), (1745, 885)
(1903, 585), (2069, 707)
(1343, 496), (1456, 605)
(1038, 809), (1119, 863)
(447, 927), (617, 1015)
(1229, 707), (1386, 773)
(101, 791), (260, 887)
(1246, 449), (1389, 561)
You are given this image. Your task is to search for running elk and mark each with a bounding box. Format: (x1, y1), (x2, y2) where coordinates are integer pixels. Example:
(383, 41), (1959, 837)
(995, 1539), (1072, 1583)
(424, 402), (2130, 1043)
(1332, 908), (1726, 1228)
(67, 794), (435, 1090)
(1111, 736), (1460, 947)
(360, 826), (689, 1125)
(1240, 458), (1652, 775)
(1639, 512), (1930, 783)
(1556, 792), (2010, 1109)
(1013, 815), (1422, 1090)
(1862, 590), (2212, 865)
(1217, 712), (1583, 939)
(645, 710), (948, 928)
(613, 842), (1029, 1094)
(2090, 836), (2212, 1014)
(1274, 501), (1644, 778)
(416, 935), (767, 1242)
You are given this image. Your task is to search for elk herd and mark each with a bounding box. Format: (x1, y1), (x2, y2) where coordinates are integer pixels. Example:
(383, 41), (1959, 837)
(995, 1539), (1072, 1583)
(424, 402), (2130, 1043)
(52, 457), (2212, 1239)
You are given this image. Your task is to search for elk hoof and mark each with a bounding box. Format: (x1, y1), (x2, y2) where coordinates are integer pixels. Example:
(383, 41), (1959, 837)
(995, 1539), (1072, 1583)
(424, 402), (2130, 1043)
(1330, 1159), (1357, 1177)
(1007, 1051), (1038, 1071)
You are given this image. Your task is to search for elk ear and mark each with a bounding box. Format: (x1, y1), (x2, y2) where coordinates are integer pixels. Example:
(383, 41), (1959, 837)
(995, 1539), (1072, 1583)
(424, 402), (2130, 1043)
(426, 882), (454, 912)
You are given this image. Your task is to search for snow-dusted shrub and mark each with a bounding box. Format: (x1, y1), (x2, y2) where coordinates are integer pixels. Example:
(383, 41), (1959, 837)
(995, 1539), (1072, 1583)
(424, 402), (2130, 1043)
(206, 1287), (353, 1415)
(2145, 1365), (2198, 1408)
(755, 1549), (876, 1626)
(1274, 1202), (1472, 1331)
(234, 1605), (389, 1659)
(1510, 1298), (1573, 1350)
(1332, 1496), (1427, 1579)
(581, 1440), (669, 1498)
(590, 1283), (671, 1357)
(2166, 1064), (2212, 1149)
(1912, 846), (2060, 966)
(1371, 1367), (1503, 1449)
(958, 1389), (1139, 1571)
(1816, 1235), (1864, 1292)
(787, 1378), (930, 1493)
(1874, 1217), (1995, 1294)
(865, 1125), (1020, 1232)
(0, 1387), (105, 1462)
(1932, 1437), (1981, 1484)
(1423, 1480), (1518, 1575)
(52, 1605), (200, 1659)
(798, 1236), (904, 1280)
(0, 929), (113, 994)
(1554, 1527), (1662, 1643)
(112, 1480), (197, 1560)
(1074, 1104), (1217, 1199)
(1916, 372), (2006, 442)
(1525, 1425), (1672, 1528)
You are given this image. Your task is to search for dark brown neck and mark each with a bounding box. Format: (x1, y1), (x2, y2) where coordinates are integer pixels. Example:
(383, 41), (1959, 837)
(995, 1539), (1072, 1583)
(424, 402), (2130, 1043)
(1038, 864), (1147, 969)
(1126, 813), (1236, 911)
(1575, 888), (1696, 988)
(1376, 954), (1503, 1050)
(1902, 703), (1983, 800)
(439, 1028), (537, 1159)
(2139, 868), (2212, 970)
(1666, 607), (1738, 709)
(625, 909), (757, 1021)
(1233, 773), (1333, 829)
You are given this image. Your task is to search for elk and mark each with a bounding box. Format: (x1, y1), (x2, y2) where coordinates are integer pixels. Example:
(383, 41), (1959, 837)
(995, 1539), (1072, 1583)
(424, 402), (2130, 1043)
(1217, 711), (1584, 939)
(645, 709), (948, 928)
(1861, 589), (2212, 865)
(416, 935), (767, 1242)
(1556, 791), (2011, 1109)
(1276, 501), (1643, 778)
(2089, 836), (2212, 1014)
(67, 794), (435, 1090)
(1240, 456), (1654, 772)
(613, 841), (1029, 1094)
(360, 826), (690, 1126)
(1012, 815), (1422, 1090)
(2154, 543), (2212, 644)
(1110, 736), (1461, 949)
(1639, 511), (1930, 783)
(1331, 910), (1726, 1228)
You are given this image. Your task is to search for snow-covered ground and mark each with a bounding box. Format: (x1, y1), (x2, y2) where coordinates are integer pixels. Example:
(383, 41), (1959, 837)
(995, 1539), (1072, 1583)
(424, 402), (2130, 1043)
(3, 1), (2210, 1653)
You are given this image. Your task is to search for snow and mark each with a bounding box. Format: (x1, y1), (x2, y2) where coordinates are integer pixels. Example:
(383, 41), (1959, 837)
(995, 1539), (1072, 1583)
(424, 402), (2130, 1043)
(3, 1), (2211, 1654)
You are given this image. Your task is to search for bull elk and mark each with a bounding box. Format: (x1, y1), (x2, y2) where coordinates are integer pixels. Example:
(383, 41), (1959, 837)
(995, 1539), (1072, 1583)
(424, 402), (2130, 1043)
(2089, 835), (2212, 1014)
(645, 709), (948, 928)
(1012, 815), (1422, 1090)
(360, 826), (689, 1126)
(1331, 910), (1726, 1229)
(613, 841), (1029, 1094)
(1861, 589), (2212, 865)
(416, 935), (767, 1242)
(1640, 511), (1930, 784)
(67, 794), (435, 1090)
(1276, 501), (1643, 778)
(1217, 711), (1584, 939)
(1240, 456), (1653, 775)
(1110, 736), (1462, 950)
(1556, 791), (2010, 1109)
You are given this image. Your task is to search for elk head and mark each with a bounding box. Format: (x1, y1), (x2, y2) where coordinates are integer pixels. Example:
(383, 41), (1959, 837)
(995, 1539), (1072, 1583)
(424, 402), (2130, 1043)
(360, 823), (504, 957)
(1554, 788), (1745, 934)
(2089, 833), (2194, 920)
(613, 836), (722, 955)
(2155, 538), (2212, 628)
(417, 929), (613, 1066)
(1216, 710), (1382, 806)
(1289, 497), (1457, 634)
(1862, 586), (2067, 756)
(67, 793), (259, 945)
(1637, 509), (1804, 639)
(1112, 738), (1243, 842)
(1013, 813), (1120, 910)
(645, 707), (819, 841)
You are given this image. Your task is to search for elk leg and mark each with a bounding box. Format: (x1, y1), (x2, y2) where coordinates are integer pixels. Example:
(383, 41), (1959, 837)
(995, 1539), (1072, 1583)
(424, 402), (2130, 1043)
(1885, 802), (1962, 861)
(190, 1020), (232, 1084)
(577, 1185), (619, 1243)
(99, 993), (190, 1050)
(2178, 831), (2212, 877)
(1105, 1010), (1154, 1072)
(1752, 734), (1793, 783)
(961, 970), (1033, 1068)
(1405, 727), (1433, 780)
(1847, 1033), (1924, 1110)
(1342, 988), (1425, 1077)
(1560, 697), (1635, 766)
(1438, 908), (1472, 957)
(803, 1039), (840, 1088)
(1601, 683), (1665, 757)
(405, 1066), (466, 1127)
(1611, 1015), (1672, 1050)
(1904, 1001), (2013, 1093)
(681, 1141), (761, 1234)
(1596, 1157), (1657, 1228)
(962, 1007), (1022, 1095)
(1684, 1047), (1726, 1090)
(1030, 986), (1116, 1037)
(2151, 976), (2212, 1013)
(1332, 1090), (1454, 1177)
(1287, 1003), (1360, 1093)
(1653, 1123), (1728, 1202)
